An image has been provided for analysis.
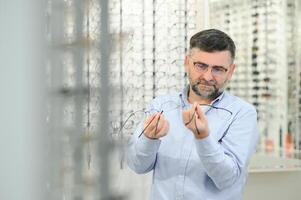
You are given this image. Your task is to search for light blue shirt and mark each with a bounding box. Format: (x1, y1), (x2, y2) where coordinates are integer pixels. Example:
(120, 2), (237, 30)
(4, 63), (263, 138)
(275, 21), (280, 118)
(127, 86), (259, 200)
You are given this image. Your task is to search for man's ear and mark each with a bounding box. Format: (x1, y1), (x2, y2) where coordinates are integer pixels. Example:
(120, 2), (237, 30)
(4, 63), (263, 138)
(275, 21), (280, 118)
(184, 55), (189, 73)
(227, 63), (236, 81)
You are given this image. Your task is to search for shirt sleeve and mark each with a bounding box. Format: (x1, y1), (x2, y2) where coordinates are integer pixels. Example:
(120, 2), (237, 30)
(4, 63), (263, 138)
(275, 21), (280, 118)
(126, 100), (162, 174)
(126, 123), (161, 174)
(195, 106), (259, 190)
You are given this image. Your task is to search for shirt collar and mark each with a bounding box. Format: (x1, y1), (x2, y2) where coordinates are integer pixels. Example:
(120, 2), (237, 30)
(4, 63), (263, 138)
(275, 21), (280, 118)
(179, 84), (225, 108)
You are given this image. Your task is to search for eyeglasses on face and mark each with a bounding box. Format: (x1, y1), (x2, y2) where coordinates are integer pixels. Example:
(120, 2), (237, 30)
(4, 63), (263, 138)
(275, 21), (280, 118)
(191, 60), (229, 77)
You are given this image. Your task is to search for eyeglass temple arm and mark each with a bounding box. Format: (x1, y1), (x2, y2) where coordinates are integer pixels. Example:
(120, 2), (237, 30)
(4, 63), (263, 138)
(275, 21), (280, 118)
(138, 110), (164, 138)
(199, 104), (232, 115)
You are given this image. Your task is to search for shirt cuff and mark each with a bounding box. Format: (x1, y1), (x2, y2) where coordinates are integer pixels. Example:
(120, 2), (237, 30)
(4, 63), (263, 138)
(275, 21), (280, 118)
(135, 134), (161, 156)
(195, 135), (220, 156)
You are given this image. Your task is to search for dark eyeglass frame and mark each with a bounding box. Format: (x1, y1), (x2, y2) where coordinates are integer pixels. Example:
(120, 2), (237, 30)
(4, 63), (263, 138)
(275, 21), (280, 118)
(184, 104), (232, 126)
(138, 103), (232, 138)
(189, 57), (230, 77)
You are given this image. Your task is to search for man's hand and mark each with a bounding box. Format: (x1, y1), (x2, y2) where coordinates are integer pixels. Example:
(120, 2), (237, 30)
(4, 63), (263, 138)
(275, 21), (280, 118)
(143, 112), (169, 139)
(182, 102), (209, 139)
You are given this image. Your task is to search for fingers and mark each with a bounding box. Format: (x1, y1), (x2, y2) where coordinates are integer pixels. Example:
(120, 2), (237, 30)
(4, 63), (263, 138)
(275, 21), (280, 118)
(195, 103), (205, 121)
(144, 113), (158, 127)
(143, 112), (168, 139)
(155, 116), (169, 137)
(189, 102), (206, 122)
(144, 113), (160, 131)
(183, 102), (198, 125)
(182, 102), (209, 138)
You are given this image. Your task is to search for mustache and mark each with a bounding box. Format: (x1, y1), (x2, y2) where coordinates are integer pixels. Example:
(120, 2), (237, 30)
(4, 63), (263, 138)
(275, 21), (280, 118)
(195, 80), (217, 87)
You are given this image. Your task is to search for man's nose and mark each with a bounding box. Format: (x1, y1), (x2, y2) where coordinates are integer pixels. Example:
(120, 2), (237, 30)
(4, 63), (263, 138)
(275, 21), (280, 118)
(202, 67), (214, 81)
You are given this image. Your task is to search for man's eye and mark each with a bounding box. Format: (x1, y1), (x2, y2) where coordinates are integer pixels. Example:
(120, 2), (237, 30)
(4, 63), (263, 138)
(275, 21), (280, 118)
(195, 63), (207, 69)
(213, 67), (225, 72)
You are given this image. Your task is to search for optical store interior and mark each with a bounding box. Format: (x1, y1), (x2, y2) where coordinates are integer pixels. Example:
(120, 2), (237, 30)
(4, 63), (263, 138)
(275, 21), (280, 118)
(1, 0), (301, 199)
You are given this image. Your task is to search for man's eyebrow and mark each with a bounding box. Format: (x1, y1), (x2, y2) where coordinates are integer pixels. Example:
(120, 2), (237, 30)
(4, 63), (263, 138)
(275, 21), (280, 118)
(193, 61), (208, 66)
(194, 61), (226, 68)
(212, 64), (227, 68)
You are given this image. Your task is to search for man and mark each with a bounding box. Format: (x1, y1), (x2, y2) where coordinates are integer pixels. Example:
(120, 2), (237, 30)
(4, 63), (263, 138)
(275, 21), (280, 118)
(127, 29), (259, 200)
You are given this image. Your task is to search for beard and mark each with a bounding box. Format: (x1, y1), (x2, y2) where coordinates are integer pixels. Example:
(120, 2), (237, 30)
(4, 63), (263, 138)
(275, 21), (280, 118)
(191, 79), (225, 100)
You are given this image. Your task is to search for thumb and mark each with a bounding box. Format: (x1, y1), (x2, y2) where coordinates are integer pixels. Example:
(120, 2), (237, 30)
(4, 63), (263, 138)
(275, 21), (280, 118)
(195, 104), (205, 120)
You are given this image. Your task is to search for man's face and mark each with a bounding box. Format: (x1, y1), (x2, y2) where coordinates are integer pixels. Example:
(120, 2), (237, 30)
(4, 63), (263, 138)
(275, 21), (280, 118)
(184, 48), (236, 101)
